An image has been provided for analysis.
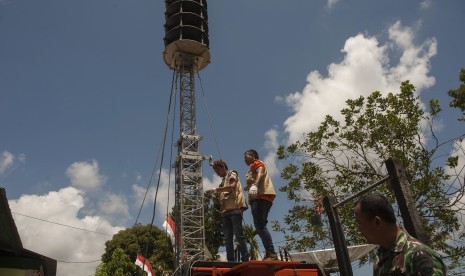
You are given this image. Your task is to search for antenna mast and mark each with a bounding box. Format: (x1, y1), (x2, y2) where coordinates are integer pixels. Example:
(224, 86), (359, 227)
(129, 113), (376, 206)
(163, 0), (210, 275)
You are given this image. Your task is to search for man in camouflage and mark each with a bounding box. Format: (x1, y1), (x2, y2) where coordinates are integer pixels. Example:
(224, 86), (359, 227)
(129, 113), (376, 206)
(354, 194), (446, 275)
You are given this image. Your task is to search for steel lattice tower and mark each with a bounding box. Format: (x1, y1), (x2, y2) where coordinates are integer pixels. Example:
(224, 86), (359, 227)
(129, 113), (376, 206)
(163, 0), (210, 275)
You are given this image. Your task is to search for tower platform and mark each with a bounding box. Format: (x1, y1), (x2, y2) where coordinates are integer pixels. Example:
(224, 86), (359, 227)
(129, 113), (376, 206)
(190, 260), (322, 276)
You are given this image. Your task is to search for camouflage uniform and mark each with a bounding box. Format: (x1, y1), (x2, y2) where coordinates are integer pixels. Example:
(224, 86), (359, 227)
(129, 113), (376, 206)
(374, 229), (446, 275)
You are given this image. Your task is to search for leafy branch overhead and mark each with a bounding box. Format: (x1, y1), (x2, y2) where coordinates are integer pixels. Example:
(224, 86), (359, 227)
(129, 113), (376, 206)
(276, 71), (465, 271)
(448, 68), (465, 121)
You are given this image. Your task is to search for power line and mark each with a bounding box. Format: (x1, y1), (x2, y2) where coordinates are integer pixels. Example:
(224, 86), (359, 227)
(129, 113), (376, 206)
(11, 211), (115, 264)
(11, 211), (114, 236)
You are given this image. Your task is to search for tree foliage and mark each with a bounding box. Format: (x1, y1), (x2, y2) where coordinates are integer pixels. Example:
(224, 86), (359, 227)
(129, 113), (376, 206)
(203, 198), (224, 259)
(95, 248), (140, 276)
(96, 224), (174, 276)
(275, 80), (465, 270)
(243, 224), (260, 260)
(448, 68), (465, 121)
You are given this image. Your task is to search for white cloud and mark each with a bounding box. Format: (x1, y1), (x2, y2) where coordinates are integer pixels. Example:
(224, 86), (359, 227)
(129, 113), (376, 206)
(445, 139), (465, 207)
(281, 21), (436, 144)
(17, 153), (26, 163)
(326, 0), (338, 10)
(263, 128), (280, 178)
(442, 139), (465, 248)
(66, 159), (107, 191)
(129, 166), (230, 223)
(203, 173), (222, 191)
(9, 187), (124, 276)
(131, 168), (177, 222)
(0, 151), (15, 175)
(98, 193), (130, 225)
(217, 250), (227, 262)
(386, 21), (436, 91)
(420, 0), (432, 10)
(0, 151), (26, 177)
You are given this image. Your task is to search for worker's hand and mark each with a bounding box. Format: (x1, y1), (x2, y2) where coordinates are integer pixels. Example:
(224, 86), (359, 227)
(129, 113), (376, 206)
(248, 184), (258, 198)
(204, 188), (217, 198)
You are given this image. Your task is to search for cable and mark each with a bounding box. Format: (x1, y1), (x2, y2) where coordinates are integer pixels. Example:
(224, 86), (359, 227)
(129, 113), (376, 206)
(134, 67), (177, 226)
(11, 212), (113, 236)
(197, 70), (222, 160)
(138, 60), (228, 272)
(130, 61), (179, 276)
(141, 57), (178, 262)
(164, 70), (178, 240)
(134, 138), (163, 225)
(11, 212), (113, 264)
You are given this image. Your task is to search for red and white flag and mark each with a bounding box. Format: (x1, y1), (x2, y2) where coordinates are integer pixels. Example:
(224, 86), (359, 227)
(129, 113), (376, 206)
(162, 216), (176, 248)
(135, 254), (155, 276)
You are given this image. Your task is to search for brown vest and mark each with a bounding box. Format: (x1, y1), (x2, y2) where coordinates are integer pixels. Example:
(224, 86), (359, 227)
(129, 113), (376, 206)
(245, 163), (276, 199)
(218, 171), (248, 214)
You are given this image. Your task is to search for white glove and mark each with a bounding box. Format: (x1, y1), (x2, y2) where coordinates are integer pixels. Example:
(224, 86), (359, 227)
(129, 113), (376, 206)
(248, 184), (258, 198)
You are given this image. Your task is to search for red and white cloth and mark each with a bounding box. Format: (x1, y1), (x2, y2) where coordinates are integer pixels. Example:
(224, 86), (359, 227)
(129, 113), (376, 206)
(162, 216), (176, 248)
(135, 254), (155, 276)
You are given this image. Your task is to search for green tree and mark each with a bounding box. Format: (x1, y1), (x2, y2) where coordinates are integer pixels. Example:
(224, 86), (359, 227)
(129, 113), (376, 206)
(96, 223), (174, 276)
(203, 198), (224, 259)
(276, 81), (465, 270)
(448, 68), (465, 121)
(95, 248), (139, 276)
(243, 224), (260, 260)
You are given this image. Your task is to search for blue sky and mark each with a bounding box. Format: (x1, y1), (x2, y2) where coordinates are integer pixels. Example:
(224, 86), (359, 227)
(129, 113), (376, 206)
(1, 0), (464, 275)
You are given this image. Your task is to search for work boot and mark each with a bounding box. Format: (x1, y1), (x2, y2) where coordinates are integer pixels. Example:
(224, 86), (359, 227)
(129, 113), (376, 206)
(263, 252), (279, 261)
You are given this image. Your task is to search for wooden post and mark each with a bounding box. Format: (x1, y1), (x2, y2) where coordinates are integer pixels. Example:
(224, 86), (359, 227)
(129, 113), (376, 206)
(323, 196), (353, 276)
(385, 157), (428, 245)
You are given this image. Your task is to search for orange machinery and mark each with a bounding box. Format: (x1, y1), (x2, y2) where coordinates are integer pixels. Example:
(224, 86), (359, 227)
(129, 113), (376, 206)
(190, 260), (322, 276)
